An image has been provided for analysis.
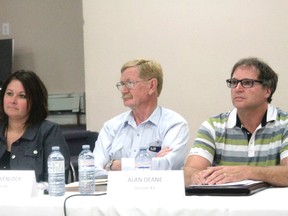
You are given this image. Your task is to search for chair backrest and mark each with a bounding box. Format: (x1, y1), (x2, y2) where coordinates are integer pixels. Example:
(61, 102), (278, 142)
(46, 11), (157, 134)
(63, 129), (99, 182)
(64, 130), (98, 156)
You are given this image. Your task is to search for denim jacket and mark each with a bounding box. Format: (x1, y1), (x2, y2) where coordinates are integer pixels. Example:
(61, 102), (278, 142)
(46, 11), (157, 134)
(0, 120), (70, 182)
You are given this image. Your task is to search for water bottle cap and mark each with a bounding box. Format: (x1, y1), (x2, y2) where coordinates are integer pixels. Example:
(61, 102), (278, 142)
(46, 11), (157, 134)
(82, 145), (90, 149)
(52, 146), (60, 151)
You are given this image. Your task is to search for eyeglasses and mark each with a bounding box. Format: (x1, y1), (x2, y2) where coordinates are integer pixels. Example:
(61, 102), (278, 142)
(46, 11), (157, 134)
(116, 80), (149, 91)
(226, 78), (263, 88)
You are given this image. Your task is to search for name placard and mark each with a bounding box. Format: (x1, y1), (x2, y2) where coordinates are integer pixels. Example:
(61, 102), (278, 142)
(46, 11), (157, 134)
(107, 170), (185, 199)
(0, 170), (38, 198)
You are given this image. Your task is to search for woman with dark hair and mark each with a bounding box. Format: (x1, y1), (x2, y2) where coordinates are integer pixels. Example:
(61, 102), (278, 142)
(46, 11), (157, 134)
(0, 70), (70, 182)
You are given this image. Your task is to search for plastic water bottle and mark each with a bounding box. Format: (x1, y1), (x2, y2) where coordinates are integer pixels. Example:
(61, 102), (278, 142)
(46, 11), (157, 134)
(135, 147), (152, 171)
(48, 146), (65, 196)
(78, 145), (95, 194)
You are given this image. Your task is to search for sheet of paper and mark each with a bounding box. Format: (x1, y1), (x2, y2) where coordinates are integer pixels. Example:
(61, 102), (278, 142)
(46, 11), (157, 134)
(189, 180), (263, 187)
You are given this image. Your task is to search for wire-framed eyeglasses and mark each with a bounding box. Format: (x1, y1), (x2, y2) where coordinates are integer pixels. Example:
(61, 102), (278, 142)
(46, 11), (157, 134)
(116, 79), (150, 91)
(226, 78), (263, 88)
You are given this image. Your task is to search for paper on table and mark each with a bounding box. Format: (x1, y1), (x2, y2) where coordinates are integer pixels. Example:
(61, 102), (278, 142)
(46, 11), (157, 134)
(189, 180), (263, 187)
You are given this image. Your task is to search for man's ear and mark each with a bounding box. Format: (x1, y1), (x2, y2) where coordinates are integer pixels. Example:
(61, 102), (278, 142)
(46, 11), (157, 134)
(148, 78), (158, 95)
(265, 87), (272, 99)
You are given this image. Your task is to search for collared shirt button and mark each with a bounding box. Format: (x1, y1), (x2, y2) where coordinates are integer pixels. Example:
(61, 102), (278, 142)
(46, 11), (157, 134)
(11, 155), (16, 159)
(33, 150), (38, 155)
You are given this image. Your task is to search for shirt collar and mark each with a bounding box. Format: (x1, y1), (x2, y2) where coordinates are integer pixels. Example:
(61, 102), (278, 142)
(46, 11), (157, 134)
(236, 110), (267, 128)
(125, 106), (161, 127)
(0, 122), (39, 142)
(227, 104), (277, 128)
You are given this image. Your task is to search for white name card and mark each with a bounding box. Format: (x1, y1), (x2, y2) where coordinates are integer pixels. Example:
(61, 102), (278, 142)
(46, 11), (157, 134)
(0, 170), (38, 199)
(107, 170), (185, 200)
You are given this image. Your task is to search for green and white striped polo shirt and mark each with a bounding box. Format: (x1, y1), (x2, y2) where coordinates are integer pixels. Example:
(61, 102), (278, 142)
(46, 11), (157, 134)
(190, 104), (288, 166)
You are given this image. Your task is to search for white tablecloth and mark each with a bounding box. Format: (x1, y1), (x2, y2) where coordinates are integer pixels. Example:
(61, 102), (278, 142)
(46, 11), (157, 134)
(1, 187), (287, 216)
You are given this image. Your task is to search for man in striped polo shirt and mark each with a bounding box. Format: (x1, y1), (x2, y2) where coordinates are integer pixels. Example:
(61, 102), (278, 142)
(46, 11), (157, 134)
(184, 57), (288, 187)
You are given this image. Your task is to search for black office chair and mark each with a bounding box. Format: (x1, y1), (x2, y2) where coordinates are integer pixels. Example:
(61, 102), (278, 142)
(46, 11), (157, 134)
(63, 130), (98, 182)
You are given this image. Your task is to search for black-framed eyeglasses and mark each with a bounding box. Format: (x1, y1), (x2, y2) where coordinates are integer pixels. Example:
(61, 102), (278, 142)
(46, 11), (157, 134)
(226, 78), (263, 88)
(116, 79), (149, 91)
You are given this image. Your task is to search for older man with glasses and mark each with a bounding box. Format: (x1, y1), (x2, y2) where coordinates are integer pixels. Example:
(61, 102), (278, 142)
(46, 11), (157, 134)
(93, 58), (190, 176)
(184, 57), (288, 187)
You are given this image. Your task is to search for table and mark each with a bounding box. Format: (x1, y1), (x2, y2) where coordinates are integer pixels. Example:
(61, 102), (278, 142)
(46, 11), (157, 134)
(1, 186), (287, 216)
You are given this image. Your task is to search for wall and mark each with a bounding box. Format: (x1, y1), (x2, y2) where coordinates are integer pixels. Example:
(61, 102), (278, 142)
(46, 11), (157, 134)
(1, 1), (288, 142)
(83, 0), (288, 143)
(0, 0), (85, 94)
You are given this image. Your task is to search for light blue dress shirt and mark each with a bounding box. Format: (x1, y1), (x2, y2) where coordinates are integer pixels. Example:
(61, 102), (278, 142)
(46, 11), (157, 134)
(93, 106), (190, 176)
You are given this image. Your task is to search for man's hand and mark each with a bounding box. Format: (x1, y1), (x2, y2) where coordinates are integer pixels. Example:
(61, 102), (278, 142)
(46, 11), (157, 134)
(156, 147), (172, 157)
(184, 167), (207, 185)
(202, 166), (248, 185)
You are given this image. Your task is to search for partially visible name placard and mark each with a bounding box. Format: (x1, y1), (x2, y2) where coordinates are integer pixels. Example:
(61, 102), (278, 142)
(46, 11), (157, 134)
(107, 170), (185, 199)
(0, 170), (38, 198)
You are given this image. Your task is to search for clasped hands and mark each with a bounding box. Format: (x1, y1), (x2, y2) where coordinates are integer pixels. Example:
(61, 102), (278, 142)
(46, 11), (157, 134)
(191, 166), (246, 185)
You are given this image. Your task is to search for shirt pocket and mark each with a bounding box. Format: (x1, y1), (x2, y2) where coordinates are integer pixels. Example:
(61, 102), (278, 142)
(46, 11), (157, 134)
(21, 145), (43, 169)
(24, 145), (41, 158)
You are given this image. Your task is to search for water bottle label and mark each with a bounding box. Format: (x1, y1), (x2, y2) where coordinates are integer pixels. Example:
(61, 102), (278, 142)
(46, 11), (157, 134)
(135, 161), (151, 170)
(79, 160), (94, 167)
(48, 161), (64, 173)
(135, 166), (151, 170)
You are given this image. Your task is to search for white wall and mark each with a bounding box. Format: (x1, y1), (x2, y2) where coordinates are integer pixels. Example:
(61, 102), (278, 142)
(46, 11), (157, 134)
(83, 0), (288, 143)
